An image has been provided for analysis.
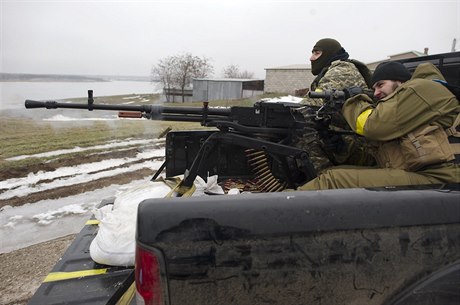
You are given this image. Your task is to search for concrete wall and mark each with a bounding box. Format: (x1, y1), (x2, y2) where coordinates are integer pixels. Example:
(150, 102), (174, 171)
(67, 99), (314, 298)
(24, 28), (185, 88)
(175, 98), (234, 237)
(264, 66), (314, 94)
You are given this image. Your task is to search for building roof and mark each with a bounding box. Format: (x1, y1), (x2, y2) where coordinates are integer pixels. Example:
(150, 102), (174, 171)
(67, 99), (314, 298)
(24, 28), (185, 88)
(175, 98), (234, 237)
(389, 50), (426, 57)
(194, 78), (264, 82)
(366, 51), (426, 66)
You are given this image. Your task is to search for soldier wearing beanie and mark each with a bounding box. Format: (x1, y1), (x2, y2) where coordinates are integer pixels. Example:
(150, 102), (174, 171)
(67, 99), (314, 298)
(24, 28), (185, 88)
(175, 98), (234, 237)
(371, 62), (412, 85)
(370, 62), (412, 100)
(298, 61), (460, 191)
(293, 38), (375, 177)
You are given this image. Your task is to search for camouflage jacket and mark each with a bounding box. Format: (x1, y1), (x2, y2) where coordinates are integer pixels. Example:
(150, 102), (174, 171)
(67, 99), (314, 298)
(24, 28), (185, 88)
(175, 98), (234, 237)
(302, 60), (369, 106)
(294, 59), (375, 171)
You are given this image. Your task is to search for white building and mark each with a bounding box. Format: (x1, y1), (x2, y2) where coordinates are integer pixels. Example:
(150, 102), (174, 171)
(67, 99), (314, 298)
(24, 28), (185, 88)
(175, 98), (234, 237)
(192, 78), (264, 101)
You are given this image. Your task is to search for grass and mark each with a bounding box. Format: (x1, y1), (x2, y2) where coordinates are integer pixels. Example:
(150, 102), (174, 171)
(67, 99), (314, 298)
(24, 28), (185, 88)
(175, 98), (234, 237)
(0, 117), (202, 171)
(0, 92), (286, 173)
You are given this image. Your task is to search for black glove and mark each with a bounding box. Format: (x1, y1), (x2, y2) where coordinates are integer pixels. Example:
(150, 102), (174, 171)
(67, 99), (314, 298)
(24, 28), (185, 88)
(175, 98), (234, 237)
(342, 86), (364, 99)
(343, 86), (374, 99)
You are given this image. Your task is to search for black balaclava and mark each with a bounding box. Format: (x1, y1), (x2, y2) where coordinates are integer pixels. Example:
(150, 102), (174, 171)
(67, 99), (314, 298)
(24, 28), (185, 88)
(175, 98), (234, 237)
(311, 38), (346, 75)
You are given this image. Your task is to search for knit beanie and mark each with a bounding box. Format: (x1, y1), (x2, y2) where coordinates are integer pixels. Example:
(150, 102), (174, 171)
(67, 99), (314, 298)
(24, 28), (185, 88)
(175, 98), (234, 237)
(371, 62), (411, 86)
(311, 38), (343, 75)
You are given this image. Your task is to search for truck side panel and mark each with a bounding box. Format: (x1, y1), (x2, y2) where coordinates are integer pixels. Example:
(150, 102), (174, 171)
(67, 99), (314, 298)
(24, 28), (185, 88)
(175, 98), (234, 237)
(137, 185), (460, 305)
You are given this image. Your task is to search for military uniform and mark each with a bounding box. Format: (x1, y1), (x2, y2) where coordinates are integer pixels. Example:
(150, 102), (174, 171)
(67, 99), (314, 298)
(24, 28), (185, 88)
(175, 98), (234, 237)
(294, 59), (376, 175)
(299, 63), (460, 190)
(305, 60), (371, 106)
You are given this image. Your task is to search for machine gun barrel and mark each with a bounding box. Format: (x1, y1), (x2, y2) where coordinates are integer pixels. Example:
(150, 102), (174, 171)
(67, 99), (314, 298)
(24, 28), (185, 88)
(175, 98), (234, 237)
(25, 99), (151, 111)
(24, 90), (307, 135)
(25, 99), (231, 115)
(24, 99), (232, 122)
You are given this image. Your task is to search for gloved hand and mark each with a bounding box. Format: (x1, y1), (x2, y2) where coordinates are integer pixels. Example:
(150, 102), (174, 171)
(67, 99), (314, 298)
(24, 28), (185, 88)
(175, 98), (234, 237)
(343, 86), (374, 99)
(342, 86), (364, 99)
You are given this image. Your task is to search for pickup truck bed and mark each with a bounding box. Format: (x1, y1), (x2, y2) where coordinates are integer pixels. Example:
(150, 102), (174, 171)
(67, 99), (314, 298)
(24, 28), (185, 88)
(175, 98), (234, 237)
(136, 184), (460, 305)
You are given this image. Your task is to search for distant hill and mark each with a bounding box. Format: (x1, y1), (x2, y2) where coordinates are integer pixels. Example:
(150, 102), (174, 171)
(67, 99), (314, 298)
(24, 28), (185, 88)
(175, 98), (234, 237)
(0, 73), (152, 82)
(97, 75), (153, 82)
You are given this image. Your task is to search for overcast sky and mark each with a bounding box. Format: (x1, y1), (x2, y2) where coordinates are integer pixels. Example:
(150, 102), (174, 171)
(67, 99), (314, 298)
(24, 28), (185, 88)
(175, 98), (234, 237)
(1, 0), (459, 78)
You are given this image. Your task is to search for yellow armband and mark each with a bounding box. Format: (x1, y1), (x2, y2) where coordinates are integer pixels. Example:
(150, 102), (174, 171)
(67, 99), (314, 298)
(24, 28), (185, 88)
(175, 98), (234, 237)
(356, 108), (373, 135)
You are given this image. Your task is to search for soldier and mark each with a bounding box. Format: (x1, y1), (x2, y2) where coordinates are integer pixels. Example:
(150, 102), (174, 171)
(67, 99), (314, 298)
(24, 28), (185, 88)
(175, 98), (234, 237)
(307, 38), (372, 98)
(294, 38), (375, 176)
(298, 61), (460, 190)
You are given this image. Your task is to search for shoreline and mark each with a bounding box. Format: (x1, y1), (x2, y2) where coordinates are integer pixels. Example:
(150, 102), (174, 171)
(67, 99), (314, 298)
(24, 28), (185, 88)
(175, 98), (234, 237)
(0, 72), (151, 83)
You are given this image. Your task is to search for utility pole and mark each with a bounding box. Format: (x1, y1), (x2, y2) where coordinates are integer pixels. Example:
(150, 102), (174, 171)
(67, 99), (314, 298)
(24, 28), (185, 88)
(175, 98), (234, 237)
(452, 38), (457, 52)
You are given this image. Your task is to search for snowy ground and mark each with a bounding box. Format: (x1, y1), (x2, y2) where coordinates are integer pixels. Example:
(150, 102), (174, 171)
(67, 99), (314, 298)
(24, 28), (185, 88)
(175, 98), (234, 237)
(0, 121), (166, 253)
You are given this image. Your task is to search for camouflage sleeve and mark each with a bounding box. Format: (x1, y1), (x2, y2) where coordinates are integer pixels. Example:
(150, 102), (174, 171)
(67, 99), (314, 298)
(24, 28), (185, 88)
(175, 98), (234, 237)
(301, 61), (368, 106)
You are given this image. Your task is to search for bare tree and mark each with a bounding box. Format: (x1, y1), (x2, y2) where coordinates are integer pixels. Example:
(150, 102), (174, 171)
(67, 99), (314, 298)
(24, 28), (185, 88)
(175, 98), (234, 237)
(173, 53), (213, 102)
(222, 64), (240, 78)
(151, 56), (177, 102)
(152, 53), (213, 103)
(222, 64), (255, 79)
(238, 70), (255, 79)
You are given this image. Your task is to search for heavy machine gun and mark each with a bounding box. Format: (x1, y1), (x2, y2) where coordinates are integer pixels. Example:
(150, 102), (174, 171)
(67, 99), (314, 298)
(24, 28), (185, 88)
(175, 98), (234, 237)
(25, 90), (321, 193)
(25, 90), (308, 136)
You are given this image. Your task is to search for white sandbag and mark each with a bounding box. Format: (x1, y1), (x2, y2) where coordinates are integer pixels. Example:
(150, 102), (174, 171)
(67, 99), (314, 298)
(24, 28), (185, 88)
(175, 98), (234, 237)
(89, 180), (171, 266)
(90, 175), (224, 266)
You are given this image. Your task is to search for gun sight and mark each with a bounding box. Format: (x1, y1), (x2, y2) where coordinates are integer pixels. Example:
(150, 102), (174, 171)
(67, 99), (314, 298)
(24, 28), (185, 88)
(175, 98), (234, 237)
(308, 90), (345, 100)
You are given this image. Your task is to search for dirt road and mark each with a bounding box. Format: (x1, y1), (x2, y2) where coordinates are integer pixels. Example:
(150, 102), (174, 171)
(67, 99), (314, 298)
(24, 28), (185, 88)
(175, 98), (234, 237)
(0, 235), (76, 305)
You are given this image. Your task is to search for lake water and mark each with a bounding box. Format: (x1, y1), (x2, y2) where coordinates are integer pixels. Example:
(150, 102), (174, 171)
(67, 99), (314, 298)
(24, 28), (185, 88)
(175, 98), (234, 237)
(0, 81), (162, 110)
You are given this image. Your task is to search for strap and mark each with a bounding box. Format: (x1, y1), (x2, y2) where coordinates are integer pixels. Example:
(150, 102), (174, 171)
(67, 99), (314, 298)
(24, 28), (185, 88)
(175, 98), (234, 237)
(166, 179), (196, 197)
(407, 132), (426, 156)
(445, 112), (460, 137)
(348, 59), (373, 88)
